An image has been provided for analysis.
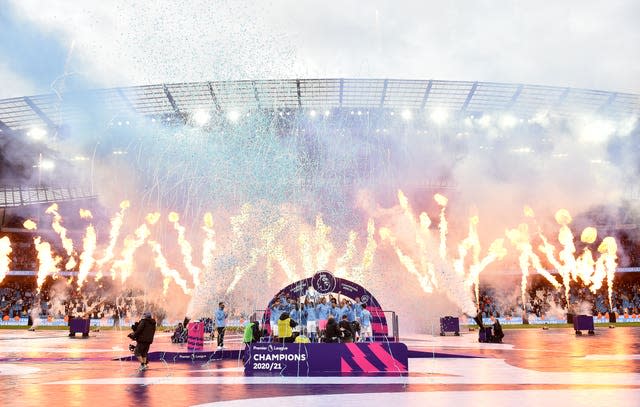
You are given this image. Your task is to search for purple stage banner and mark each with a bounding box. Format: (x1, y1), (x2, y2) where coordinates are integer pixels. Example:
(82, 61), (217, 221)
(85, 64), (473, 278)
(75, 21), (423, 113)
(244, 342), (408, 376)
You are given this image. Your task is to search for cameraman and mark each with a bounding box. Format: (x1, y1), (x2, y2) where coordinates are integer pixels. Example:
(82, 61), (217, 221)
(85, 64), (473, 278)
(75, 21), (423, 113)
(129, 311), (156, 371)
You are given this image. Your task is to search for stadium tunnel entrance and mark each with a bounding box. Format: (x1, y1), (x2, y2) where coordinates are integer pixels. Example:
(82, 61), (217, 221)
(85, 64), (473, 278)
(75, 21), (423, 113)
(260, 271), (398, 341)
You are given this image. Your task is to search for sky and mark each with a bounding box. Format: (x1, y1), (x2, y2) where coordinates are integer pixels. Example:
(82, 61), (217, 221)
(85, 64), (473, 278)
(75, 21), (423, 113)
(0, 0), (639, 99)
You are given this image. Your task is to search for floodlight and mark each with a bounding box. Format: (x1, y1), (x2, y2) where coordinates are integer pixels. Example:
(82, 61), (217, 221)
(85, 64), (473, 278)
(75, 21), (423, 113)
(27, 127), (47, 141)
(192, 110), (211, 126)
(227, 111), (240, 122)
(430, 108), (449, 125)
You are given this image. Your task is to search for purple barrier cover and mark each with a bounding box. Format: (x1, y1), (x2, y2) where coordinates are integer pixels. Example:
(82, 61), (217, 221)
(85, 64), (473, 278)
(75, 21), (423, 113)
(69, 318), (90, 334)
(440, 316), (460, 333)
(573, 315), (595, 331)
(244, 342), (408, 376)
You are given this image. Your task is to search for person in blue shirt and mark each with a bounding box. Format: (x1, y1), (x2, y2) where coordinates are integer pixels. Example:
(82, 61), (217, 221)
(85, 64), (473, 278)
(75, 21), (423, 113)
(270, 298), (284, 337)
(353, 297), (364, 322)
(341, 300), (355, 322)
(316, 297), (330, 335)
(299, 301), (308, 335)
(215, 302), (228, 350)
(360, 304), (372, 342)
(290, 303), (301, 337)
(279, 293), (288, 306)
(304, 300), (318, 342)
(285, 297), (296, 314)
(329, 300), (342, 321)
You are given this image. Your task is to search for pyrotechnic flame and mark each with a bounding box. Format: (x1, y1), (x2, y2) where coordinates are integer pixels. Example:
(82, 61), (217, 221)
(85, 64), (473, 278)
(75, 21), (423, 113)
(226, 249), (259, 294)
(77, 224), (96, 290)
(148, 240), (191, 295)
(201, 212), (216, 269)
(419, 212), (431, 230)
(507, 223), (562, 314)
(435, 194), (449, 260)
(580, 227), (597, 244)
(537, 232), (570, 300)
(95, 200), (129, 280)
(298, 231), (314, 275)
(204, 212), (214, 228)
(598, 236), (618, 310)
(555, 209), (572, 226)
(34, 236), (60, 292)
(361, 218), (377, 271)
(45, 203), (76, 270)
(335, 230), (357, 277)
(397, 189), (432, 282)
(0, 236), (12, 283)
(79, 209), (93, 219)
(272, 245), (296, 282)
(379, 227), (434, 293)
(146, 212), (161, 225)
(258, 216), (288, 281)
(524, 206), (535, 218)
(111, 223), (150, 283)
(169, 211), (201, 287)
(434, 193), (448, 206)
(398, 190), (410, 211)
(23, 219), (37, 230)
(314, 215), (334, 271)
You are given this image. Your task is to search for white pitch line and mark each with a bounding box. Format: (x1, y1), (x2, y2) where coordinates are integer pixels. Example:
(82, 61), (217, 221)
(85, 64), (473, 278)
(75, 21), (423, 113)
(44, 358), (640, 386)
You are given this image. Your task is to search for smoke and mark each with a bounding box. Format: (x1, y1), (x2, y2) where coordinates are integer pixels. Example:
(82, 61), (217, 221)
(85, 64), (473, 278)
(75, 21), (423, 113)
(4, 94), (639, 333)
(29, 303), (41, 329)
(48, 280), (69, 318)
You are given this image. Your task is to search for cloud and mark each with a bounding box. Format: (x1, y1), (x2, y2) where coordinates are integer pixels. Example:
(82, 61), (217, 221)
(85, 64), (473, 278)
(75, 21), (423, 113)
(0, 62), (36, 99)
(1, 0), (638, 98)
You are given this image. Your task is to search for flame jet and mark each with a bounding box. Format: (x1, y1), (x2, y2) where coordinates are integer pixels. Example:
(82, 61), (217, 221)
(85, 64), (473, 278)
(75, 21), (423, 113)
(76, 209), (96, 290)
(45, 203), (76, 270)
(380, 191), (497, 316)
(169, 212), (201, 287)
(95, 200), (130, 280)
(0, 236), (12, 283)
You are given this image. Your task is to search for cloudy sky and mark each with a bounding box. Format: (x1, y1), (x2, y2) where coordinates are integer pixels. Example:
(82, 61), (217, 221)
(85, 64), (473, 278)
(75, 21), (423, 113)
(0, 0), (638, 99)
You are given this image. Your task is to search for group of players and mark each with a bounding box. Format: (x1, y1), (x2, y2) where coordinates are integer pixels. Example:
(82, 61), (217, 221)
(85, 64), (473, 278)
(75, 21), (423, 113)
(268, 291), (373, 343)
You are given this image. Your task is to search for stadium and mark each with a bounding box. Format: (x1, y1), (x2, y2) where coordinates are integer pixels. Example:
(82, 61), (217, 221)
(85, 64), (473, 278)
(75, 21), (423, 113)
(2, 1), (640, 405)
(1, 77), (640, 404)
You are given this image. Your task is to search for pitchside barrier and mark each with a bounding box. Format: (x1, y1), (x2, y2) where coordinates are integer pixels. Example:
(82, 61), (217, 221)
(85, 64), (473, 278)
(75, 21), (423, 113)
(3, 314), (640, 328)
(461, 315), (640, 325)
(0, 317), (248, 327)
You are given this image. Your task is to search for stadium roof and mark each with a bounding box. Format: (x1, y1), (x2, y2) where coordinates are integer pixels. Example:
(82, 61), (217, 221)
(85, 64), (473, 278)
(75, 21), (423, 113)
(0, 185), (97, 208)
(0, 78), (639, 135)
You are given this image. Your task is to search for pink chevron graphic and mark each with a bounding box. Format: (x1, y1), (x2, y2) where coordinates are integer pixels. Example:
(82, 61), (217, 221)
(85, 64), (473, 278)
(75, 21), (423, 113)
(366, 306), (384, 315)
(368, 342), (407, 372)
(344, 343), (378, 372)
(340, 357), (353, 373)
(371, 322), (388, 334)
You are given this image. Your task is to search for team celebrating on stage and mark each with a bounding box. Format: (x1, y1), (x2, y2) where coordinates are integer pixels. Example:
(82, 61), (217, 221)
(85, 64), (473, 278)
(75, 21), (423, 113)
(267, 289), (373, 343)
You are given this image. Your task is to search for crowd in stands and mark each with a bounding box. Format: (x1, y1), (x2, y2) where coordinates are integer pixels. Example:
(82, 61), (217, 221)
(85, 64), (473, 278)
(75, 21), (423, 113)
(478, 274), (640, 319)
(0, 276), (166, 324)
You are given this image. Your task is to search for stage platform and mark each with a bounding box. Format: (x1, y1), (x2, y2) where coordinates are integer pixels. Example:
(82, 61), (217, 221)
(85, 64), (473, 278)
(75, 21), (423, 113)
(1, 327), (640, 406)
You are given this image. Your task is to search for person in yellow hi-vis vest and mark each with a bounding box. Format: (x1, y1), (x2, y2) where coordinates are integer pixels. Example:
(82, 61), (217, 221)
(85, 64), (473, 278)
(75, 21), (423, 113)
(277, 311), (298, 343)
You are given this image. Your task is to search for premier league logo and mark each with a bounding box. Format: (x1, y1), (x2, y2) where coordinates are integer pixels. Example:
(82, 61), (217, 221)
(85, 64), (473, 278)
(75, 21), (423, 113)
(312, 270), (337, 294)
